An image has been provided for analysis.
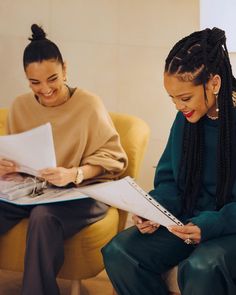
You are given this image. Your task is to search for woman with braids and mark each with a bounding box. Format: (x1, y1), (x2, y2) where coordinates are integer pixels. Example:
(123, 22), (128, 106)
(0, 24), (127, 295)
(102, 27), (236, 295)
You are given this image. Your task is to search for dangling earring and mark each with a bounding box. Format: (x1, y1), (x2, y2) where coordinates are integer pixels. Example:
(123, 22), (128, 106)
(214, 92), (219, 112)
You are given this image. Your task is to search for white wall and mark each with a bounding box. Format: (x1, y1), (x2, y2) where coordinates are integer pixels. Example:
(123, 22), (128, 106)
(0, 0), (200, 190)
(200, 0), (236, 52)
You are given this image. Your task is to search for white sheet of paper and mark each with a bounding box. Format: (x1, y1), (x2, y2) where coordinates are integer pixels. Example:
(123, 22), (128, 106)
(0, 123), (56, 176)
(79, 176), (183, 227)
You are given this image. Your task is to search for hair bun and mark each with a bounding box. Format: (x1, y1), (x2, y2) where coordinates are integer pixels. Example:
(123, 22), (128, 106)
(29, 24), (46, 41)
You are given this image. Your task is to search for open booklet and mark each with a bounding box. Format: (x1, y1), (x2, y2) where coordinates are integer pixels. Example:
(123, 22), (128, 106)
(0, 175), (183, 227)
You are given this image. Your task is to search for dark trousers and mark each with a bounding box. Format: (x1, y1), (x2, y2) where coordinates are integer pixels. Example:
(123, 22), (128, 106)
(102, 226), (236, 295)
(0, 199), (108, 295)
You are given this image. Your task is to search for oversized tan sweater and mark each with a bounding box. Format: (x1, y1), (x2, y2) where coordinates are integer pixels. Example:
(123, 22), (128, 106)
(7, 88), (128, 183)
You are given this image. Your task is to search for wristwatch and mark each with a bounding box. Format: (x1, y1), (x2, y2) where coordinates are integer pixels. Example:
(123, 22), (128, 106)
(74, 167), (84, 185)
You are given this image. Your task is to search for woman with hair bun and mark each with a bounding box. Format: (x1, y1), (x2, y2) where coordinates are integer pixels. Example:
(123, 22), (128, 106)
(0, 24), (127, 295)
(103, 27), (236, 295)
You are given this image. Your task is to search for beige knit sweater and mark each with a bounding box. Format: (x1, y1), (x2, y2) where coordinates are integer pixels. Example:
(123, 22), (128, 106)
(7, 88), (128, 183)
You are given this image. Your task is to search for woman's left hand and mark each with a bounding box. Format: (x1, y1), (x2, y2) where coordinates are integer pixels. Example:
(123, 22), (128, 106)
(39, 167), (76, 187)
(168, 222), (201, 245)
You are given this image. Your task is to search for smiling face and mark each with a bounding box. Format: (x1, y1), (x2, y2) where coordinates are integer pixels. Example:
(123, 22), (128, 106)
(25, 59), (68, 107)
(164, 73), (221, 123)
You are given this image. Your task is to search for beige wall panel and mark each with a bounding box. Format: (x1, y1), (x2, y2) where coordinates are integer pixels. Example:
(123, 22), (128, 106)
(61, 41), (118, 110)
(0, 0), (51, 37)
(50, 0), (118, 43)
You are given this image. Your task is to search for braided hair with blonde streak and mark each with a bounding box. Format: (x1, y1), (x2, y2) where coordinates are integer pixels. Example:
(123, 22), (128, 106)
(165, 27), (236, 214)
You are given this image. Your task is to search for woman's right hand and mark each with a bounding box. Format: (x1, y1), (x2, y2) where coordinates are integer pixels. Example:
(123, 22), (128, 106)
(0, 158), (17, 176)
(132, 214), (160, 234)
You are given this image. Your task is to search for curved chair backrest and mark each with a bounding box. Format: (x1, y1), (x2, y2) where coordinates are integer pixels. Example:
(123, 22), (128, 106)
(109, 112), (150, 179)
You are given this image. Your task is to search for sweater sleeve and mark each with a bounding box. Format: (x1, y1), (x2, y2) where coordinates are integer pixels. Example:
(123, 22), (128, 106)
(149, 117), (183, 217)
(81, 133), (128, 176)
(190, 202), (236, 241)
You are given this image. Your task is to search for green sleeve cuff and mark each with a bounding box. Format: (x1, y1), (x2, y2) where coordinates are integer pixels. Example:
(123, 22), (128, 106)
(190, 211), (225, 242)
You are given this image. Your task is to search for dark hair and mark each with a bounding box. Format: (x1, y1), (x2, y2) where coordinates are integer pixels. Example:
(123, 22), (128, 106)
(165, 27), (236, 214)
(23, 24), (64, 70)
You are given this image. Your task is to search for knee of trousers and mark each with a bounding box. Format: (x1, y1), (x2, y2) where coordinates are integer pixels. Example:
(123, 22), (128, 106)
(102, 234), (139, 275)
(178, 252), (223, 287)
(28, 206), (61, 234)
(102, 236), (125, 270)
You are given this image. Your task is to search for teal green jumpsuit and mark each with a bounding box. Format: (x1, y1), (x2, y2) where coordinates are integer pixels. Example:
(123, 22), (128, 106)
(102, 112), (236, 295)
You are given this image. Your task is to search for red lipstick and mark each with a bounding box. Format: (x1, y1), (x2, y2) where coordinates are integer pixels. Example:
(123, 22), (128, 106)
(183, 111), (194, 118)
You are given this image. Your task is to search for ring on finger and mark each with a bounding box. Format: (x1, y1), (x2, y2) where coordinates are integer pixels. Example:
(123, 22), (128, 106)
(184, 234), (194, 245)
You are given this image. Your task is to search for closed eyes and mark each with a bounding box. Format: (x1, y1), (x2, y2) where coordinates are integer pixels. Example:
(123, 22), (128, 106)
(30, 76), (58, 85)
(181, 97), (191, 102)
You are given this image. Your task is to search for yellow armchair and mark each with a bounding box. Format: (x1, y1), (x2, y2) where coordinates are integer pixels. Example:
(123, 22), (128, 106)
(0, 108), (150, 295)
